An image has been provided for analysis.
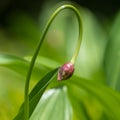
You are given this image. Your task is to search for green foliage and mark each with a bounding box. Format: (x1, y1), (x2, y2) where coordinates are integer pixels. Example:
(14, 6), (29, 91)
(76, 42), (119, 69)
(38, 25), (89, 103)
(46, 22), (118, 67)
(14, 68), (58, 120)
(0, 2), (120, 120)
(105, 11), (120, 91)
(69, 76), (120, 119)
(30, 86), (72, 120)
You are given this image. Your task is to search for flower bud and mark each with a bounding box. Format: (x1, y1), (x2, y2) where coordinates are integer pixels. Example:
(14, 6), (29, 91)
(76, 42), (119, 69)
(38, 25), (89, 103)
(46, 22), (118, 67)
(57, 62), (74, 81)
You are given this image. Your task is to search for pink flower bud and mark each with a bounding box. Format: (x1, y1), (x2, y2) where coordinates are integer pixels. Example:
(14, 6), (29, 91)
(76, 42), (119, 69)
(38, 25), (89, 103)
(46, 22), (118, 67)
(57, 62), (74, 81)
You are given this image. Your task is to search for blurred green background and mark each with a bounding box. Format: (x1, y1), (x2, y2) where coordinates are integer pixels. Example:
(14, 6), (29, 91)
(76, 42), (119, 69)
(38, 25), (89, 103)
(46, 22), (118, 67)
(0, 0), (120, 119)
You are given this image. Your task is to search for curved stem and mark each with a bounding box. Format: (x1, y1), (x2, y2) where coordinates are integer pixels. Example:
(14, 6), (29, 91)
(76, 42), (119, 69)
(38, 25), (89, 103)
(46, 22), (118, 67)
(24, 4), (83, 120)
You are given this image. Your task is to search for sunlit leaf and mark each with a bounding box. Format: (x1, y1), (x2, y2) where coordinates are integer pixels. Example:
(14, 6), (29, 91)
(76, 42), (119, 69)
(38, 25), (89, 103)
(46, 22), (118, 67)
(0, 54), (43, 79)
(0, 54), (59, 80)
(25, 56), (60, 69)
(13, 68), (58, 120)
(30, 86), (72, 120)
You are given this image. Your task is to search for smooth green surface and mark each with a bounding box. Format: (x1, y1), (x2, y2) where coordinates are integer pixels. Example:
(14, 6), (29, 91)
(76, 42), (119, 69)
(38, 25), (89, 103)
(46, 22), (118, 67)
(0, 54), (48, 80)
(25, 56), (60, 69)
(30, 87), (72, 120)
(105, 11), (120, 91)
(68, 76), (120, 119)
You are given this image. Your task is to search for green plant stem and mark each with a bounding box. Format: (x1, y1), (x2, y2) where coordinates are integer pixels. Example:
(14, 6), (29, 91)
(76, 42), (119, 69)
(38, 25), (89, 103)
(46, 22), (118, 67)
(24, 4), (83, 120)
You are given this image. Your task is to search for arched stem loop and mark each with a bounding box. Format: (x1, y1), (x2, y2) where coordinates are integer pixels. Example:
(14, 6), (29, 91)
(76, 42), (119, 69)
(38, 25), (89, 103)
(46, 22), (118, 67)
(24, 4), (83, 120)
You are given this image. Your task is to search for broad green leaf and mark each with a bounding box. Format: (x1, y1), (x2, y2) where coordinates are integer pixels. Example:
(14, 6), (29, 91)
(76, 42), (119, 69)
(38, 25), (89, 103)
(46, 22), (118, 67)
(30, 86), (72, 120)
(104, 11), (120, 91)
(13, 68), (58, 120)
(25, 56), (60, 69)
(68, 76), (120, 119)
(0, 54), (59, 80)
(0, 54), (45, 79)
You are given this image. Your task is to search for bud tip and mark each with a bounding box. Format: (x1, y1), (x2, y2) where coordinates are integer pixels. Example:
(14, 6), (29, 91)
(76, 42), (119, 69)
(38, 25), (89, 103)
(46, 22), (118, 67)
(57, 62), (74, 81)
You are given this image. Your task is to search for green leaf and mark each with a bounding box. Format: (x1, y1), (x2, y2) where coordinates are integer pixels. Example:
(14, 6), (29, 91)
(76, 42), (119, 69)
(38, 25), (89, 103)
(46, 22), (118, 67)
(30, 86), (72, 120)
(0, 54), (44, 79)
(105, 11), (120, 91)
(25, 56), (60, 69)
(68, 76), (120, 119)
(0, 54), (58, 80)
(13, 68), (59, 120)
